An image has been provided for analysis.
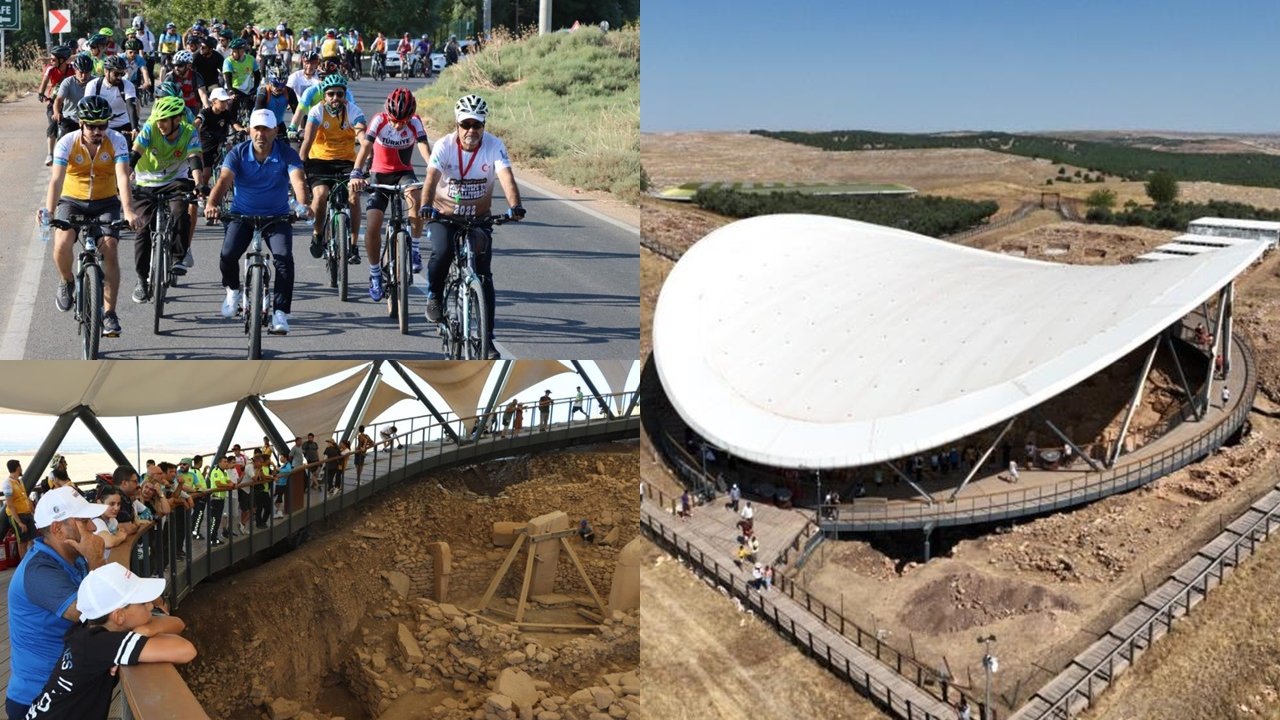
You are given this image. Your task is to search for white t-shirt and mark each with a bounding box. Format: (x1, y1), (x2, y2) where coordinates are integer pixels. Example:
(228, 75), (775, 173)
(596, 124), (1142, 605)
(427, 131), (512, 217)
(84, 76), (137, 130)
(259, 37), (279, 56)
(297, 37), (313, 54)
(91, 517), (118, 560)
(286, 69), (320, 101)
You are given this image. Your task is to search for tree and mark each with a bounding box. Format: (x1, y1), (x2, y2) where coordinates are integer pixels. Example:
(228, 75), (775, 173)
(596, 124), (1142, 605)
(1145, 171), (1179, 205)
(1085, 188), (1116, 210)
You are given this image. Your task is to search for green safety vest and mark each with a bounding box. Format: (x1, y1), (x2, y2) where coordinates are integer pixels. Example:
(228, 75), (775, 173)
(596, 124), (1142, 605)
(208, 468), (230, 497)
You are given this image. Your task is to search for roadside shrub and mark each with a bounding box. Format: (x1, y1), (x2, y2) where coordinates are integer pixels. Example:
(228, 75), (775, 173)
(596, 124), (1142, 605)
(692, 189), (999, 237)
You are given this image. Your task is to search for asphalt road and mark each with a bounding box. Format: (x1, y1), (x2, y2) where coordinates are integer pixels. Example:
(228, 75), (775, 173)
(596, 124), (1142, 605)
(2, 74), (638, 360)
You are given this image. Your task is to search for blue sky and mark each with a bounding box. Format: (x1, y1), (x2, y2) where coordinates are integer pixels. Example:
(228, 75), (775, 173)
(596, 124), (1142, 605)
(642, 0), (1280, 133)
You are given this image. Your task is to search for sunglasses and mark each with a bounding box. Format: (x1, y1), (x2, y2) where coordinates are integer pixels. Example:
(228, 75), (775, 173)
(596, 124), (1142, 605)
(325, 91), (345, 98)
(82, 123), (108, 131)
(459, 120), (484, 130)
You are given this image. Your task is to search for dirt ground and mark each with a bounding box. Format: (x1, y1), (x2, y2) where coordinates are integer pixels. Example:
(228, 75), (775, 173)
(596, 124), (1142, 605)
(177, 442), (640, 720)
(640, 131), (1280, 719)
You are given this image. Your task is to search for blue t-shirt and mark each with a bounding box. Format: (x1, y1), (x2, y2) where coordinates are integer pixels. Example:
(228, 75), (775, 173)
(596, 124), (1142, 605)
(255, 88), (290, 129)
(222, 138), (302, 216)
(6, 539), (90, 705)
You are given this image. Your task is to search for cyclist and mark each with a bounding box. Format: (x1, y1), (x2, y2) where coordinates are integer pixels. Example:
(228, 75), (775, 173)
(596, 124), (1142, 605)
(298, 74), (366, 263)
(85, 34), (108, 75)
(193, 36), (224, 91)
(204, 108), (311, 334)
(257, 27), (280, 72)
(319, 28), (342, 67)
(129, 96), (203, 303)
(444, 35), (461, 66)
(419, 94), (525, 359)
(369, 32), (387, 76)
(37, 45), (74, 166)
(350, 87), (431, 300)
(195, 87), (244, 193)
(413, 35), (431, 77)
(99, 27), (119, 57)
(83, 55), (139, 141)
(52, 53), (96, 139)
(43, 96), (140, 336)
(277, 24), (293, 71)
(157, 22), (181, 68)
(296, 28), (314, 65)
(222, 38), (260, 118)
(253, 68), (296, 134)
(285, 59), (352, 139)
(132, 16), (155, 56)
(122, 40), (153, 100)
(167, 50), (210, 113)
(398, 32), (411, 71)
(286, 51), (322, 104)
(347, 28), (363, 78)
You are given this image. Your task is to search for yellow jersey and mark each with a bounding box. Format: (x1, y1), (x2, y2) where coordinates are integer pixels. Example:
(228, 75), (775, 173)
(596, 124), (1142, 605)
(51, 129), (130, 201)
(320, 37), (341, 58)
(306, 101), (366, 161)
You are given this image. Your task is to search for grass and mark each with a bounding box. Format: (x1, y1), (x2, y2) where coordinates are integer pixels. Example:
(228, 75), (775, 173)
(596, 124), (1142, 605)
(417, 25), (639, 204)
(1, 42), (46, 101)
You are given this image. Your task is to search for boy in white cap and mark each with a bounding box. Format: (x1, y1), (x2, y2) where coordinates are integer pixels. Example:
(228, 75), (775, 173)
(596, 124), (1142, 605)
(23, 563), (195, 719)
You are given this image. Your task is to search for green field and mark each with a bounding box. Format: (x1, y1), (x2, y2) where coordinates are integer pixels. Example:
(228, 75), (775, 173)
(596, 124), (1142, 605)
(655, 181), (916, 202)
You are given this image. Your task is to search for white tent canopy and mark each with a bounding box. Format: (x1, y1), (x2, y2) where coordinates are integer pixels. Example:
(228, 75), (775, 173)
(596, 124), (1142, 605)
(653, 214), (1266, 469)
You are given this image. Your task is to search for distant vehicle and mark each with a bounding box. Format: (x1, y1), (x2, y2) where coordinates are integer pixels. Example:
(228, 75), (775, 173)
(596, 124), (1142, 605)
(383, 39), (404, 76)
(429, 51), (446, 73)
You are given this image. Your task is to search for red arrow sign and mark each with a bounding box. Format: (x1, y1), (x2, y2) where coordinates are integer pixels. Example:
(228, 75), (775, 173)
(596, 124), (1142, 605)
(49, 9), (69, 34)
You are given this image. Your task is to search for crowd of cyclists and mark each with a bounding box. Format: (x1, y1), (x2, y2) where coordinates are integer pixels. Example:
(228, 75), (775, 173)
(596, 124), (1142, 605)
(33, 15), (522, 357)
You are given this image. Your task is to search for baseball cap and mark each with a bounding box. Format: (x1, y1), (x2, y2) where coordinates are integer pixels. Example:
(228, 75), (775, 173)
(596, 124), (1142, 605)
(51, 453), (66, 466)
(34, 485), (109, 529)
(249, 108), (277, 128)
(179, 457), (192, 466)
(209, 87), (231, 102)
(77, 563), (167, 621)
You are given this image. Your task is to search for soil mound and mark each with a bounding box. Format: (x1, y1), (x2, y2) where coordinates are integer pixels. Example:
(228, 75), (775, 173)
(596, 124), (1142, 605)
(900, 568), (1077, 635)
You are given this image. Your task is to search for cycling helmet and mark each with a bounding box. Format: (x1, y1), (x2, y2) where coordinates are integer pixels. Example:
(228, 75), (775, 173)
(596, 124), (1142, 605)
(338, 26), (346, 32)
(50, 45), (73, 60)
(77, 95), (113, 124)
(319, 73), (347, 91)
(173, 50), (194, 64)
(385, 87), (416, 121)
(157, 80), (181, 97)
(132, 15), (144, 28)
(220, 29), (234, 39)
(454, 94), (488, 123)
(276, 23), (286, 32)
(325, 28), (336, 36)
(151, 95), (186, 120)
(103, 55), (127, 72)
(125, 39), (144, 52)
(229, 38), (248, 50)
(125, 28), (137, 37)
(305, 50), (320, 62)
(71, 53), (94, 73)
(266, 68), (285, 87)
(201, 36), (217, 48)
(194, 18), (206, 27)
(166, 22), (176, 30)
(88, 34), (107, 48)
(99, 27), (114, 37)
(421, 34), (427, 40)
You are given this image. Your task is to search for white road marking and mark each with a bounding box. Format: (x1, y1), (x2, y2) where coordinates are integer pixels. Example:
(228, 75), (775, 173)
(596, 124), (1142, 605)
(519, 177), (640, 236)
(1, 225), (45, 359)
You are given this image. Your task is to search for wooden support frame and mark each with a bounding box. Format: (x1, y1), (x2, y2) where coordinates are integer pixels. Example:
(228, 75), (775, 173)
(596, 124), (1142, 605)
(474, 523), (609, 627)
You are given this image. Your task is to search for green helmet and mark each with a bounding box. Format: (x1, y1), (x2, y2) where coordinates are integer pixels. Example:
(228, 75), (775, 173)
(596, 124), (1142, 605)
(151, 96), (187, 121)
(229, 37), (248, 50)
(157, 80), (182, 98)
(319, 73), (347, 91)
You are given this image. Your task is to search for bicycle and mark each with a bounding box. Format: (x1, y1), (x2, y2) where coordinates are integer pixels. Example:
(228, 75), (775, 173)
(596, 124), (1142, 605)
(371, 53), (385, 81)
(315, 174), (355, 300)
(368, 181), (423, 334)
(406, 53), (424, 78)
(141, 184), (200, 334)
(433, 214), (510, 359)
(48, 213), (130, 359)
(222, 212), (293, 359)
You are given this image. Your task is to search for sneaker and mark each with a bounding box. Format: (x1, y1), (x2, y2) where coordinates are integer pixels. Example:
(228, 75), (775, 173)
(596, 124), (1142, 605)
(131, 279), (149, 304)
(170, 257), (188, 276)
(44, 153), (53, 167)
(425, 295), (443, 322)
(368, 272), (384, 302)
(55, 281), (74, 312)
(273, 510), (284, 519)
(411, 242), (422, 274)
(221, 288), (243, 318)
(269, 309), (290, 334)
(309, 233), (324, 259)
(484, 340), (500, 360)
(102, 311), (122, 337)
(348, 244), (361, 264)
(238, 523), (247, 535)
(182, 248), (195, 269)
(192, 531), (203, 539)
(210, 539), (225, 546)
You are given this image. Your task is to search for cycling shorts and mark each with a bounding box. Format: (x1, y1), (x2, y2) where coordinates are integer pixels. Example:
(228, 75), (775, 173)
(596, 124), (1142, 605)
(365, 171), (418, 212)
(305, 158), (354, 189)
(55, 196), (123, 238)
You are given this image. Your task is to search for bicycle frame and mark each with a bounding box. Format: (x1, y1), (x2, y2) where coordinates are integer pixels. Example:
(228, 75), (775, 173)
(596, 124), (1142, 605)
(223, 213), (290, 358)
(370, 181), (424, 333)
(50, 213), (128, 359)
(435, 214), (508, 358)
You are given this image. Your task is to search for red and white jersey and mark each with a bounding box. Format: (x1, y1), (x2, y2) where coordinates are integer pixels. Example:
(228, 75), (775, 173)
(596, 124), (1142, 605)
(364, 111), (428, 174)
(428, 130), (511, 218)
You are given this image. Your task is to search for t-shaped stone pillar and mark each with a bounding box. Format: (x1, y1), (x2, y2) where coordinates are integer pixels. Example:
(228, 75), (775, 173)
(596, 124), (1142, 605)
(608, 536), (641, 612)
(527, 510), (569, 596)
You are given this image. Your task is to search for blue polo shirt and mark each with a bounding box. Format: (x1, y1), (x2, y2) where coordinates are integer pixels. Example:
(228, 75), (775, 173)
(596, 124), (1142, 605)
(222, 138), (302, 216)
(7, 538), (90, 706)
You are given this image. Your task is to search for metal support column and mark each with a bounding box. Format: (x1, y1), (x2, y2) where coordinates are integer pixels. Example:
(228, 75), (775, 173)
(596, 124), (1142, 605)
(570, 360), (615, 419)
(949, 418), (1016, 501)
(388, 361), (462, 444)
(1164, 335), (1201, 421)
(76, 407), (132, 470)
(1043, 419), (1103, 473)
(21, 408), (81, 491)
(1223, 282), (1234, 377)
(1109, 338), (1161, 467)
(214, 398), (251, 465)
(1201, 287), (1230, 416)
(885, 462), (934, 506)
(340, 361), (384, 445)
(624, 388), (640, 416)
(246, 396), (291, 457)
(477, 361), (513, 435)
(922, 522), (935, 563)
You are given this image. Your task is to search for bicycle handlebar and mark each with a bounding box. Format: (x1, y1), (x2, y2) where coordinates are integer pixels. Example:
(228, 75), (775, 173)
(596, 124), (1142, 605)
(366, 182), (426, 192)
(430, 213), (512, 229)
(221, 213), (296, 225)
(49, 217), (131, 231)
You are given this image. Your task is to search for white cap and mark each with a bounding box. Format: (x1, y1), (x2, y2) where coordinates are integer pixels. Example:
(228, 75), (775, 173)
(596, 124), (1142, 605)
(209, 87), (231, 102)
(77, 563), (167, 621)
(34, 485), (109, 529)
(249, 108), (277, 128)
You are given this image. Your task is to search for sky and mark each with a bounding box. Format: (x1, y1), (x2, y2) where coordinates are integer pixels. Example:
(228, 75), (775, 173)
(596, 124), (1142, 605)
(0, 361), (640, 464)
(642, 0), (1280, 133)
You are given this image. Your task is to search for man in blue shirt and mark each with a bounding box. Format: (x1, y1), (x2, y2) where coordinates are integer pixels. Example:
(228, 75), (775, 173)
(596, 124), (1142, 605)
(204, 108), (311, 335)
(5, 486), (110, 720)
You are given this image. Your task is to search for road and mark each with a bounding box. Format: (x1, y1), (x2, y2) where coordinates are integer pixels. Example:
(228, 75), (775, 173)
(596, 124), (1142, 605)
(0, 75), (638, 360)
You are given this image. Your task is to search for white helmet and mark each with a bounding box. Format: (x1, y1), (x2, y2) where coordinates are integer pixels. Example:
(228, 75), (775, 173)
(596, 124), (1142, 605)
(132, 15), (144, 28)
(454, 94), (488, 123)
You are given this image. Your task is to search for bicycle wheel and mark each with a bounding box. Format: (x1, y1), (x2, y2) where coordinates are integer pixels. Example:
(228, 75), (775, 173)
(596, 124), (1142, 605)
(82, 267), (103, 360)
(335, 212), (350, 300)
(325, 212), (339, 289)
(247, 264), (264, 360)
(396, 229), (411, 334)
(385, 232), (399, 320)
(462, 280), (489, 360)
(150, 210), (168, 335)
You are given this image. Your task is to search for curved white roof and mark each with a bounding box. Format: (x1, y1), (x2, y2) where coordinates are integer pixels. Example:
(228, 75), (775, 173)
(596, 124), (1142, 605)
(653, 214), (1265, 469)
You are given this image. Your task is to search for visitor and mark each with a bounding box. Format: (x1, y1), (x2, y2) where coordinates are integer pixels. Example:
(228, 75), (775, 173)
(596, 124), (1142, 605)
(4, 459), (36, 558)
(678, 490), (691, 520)
(89, 486), (131, 562)
(355, 426), (374, 481)
(729, 483), (740, 513)
(577, 519), (594, 543)
(323, 438), (342, 496)
(302, 433), (320, 490)
(538, 390), (552, 431)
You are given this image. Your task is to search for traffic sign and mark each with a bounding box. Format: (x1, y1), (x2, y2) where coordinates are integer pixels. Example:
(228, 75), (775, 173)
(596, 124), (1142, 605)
(49, 9), (69, 34)
(0, 0), (20, 31)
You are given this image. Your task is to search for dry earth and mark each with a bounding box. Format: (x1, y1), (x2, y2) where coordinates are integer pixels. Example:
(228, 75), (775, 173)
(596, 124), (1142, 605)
(640, 131), (1280, 719)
